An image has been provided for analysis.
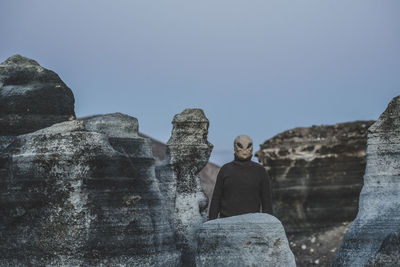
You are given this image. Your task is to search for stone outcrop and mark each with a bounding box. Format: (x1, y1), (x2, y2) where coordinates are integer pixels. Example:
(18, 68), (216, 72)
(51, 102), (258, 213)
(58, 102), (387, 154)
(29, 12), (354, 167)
(333, 96), (400, 267)
(0, 109), (215, 266)
(166, 109), (214, 266)
(0, 55), (75, 135)
(0, 113), (180, 266)
(138, 132), (220, 202)
(256, 120), (374, 266)
(196, 213), (296, 267)
(0, 54), (217, 266)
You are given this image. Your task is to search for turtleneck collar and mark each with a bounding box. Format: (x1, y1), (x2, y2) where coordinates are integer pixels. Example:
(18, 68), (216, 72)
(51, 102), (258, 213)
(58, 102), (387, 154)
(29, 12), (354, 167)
(234, 154), (252, 161)
(233, 154), (253, 167)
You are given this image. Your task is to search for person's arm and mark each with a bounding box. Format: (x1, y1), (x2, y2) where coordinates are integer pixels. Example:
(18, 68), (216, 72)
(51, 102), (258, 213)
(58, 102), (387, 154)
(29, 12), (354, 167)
(261, 168), (273, 215)
(208, 168), (224, 220)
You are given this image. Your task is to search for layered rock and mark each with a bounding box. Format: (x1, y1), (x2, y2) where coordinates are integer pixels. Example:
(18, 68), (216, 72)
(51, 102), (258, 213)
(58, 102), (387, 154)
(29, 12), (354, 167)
(333, 96), (400, 267)
(138, 132), (220, 201)
(0, 113), (180, 266)
(196, 213), (296, 267)
(166, 109), (213, 266)
(256, 120), (374, 266)
(0, 54), (218, 266)
(0, 55), (75, 135)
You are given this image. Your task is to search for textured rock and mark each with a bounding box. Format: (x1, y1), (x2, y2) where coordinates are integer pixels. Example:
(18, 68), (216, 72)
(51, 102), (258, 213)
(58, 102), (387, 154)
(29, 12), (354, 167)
(287, 222), (350, 267)
(0, 113), (180, 266)
(333, 96), (400, 267)
(166, 108), (214, 267)
(196, 213), (296, 267)
(366, 233), (400, 266)
(138, 132), (220, 201)
(256, 121), (373, 232)
(0, 55), (75, 135)
(256, 120), (374, 266)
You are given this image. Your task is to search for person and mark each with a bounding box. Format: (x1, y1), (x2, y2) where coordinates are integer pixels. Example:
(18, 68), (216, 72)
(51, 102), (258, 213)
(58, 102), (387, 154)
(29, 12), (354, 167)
(208, 134), (273, 220)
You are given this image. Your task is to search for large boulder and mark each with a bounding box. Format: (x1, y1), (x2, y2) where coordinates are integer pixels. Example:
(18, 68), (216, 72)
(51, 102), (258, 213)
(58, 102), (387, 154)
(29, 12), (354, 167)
(0, 113), (180, 266)
(333, 96), (400, 266)
(196, 213), (296, 267)
(0, 55), (75, 135)
(256, 120), (374, 266)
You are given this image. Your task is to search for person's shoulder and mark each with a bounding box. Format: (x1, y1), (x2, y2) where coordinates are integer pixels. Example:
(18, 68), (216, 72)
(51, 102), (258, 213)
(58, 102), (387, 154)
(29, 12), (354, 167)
(249, 161), (269, 175)
(220, 161), (235, 170)
(249, 160), (265, 169)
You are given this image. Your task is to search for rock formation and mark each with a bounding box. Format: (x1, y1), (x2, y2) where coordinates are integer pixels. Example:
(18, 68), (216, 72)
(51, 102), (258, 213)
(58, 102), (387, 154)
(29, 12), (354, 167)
(0, 113), (180, 266)
(333, 96), (400, 266)
(166, 109), (213, 266)
(196, 213), (296, 267)
(0, 55), (217, 266)
(138, 132), (220, 202)
(256, 120), (374, 266)
(0, 109), (215, 266)
(0, 55), (75, 135)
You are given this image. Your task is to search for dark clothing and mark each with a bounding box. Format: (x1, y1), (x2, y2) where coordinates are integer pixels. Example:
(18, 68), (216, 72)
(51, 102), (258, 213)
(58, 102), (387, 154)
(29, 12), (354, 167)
(208, 158), (273, 220)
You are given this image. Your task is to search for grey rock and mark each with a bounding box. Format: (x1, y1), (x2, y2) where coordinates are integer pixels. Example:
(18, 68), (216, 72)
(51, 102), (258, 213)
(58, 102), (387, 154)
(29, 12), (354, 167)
(196, 213), (296, 267)
(0, 55), (75, 135)
(0, 113), (180, 266)
(287, 222), (350, 267)
(82, 113), (139, 138)
(256, 121), (373, 233)
(333, 96), (400, 266)
(0, 136), (16, 151)
(367, 233), (400, 267)
(167, 108), (213, 267)
(256, 121), (374, 266)
(138, 132), (220, 202)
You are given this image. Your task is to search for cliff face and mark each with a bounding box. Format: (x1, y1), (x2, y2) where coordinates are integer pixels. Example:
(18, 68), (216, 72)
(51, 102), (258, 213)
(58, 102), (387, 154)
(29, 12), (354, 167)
(256, 121), (374, 232)
(334, 96), (400, 267)
(256, 120), (374, 266)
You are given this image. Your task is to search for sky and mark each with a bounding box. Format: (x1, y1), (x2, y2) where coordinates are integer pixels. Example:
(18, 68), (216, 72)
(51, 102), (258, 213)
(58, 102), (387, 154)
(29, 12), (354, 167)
(1, 1), (399, 165)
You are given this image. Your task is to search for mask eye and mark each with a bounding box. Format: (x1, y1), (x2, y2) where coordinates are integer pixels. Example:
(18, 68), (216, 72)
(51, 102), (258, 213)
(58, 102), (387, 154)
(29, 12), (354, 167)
(237, 142), (243, 148)
(247, 143), (252, 149)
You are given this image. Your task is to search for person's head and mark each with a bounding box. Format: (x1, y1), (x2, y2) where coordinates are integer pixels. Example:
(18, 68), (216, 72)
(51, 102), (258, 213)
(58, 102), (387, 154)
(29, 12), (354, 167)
(234, 135), (253, 160)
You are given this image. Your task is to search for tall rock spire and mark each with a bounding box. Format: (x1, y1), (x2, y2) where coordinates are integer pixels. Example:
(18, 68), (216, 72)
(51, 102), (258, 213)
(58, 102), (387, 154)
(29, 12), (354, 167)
(167, 108), (213, 267)
(334, 96), (400, 266)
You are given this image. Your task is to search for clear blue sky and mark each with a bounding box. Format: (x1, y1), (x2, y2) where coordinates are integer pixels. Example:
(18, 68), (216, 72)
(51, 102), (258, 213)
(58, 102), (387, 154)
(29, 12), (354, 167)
(1, 1), (399, 165)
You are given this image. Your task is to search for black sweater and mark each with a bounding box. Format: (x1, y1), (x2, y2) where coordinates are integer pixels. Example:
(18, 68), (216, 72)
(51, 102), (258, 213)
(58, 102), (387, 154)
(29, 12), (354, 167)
(208, 158), (273, 220)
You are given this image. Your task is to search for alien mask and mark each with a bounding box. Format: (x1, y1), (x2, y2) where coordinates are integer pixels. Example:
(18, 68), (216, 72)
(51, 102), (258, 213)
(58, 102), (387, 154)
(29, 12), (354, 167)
(234, 135), (253, 160)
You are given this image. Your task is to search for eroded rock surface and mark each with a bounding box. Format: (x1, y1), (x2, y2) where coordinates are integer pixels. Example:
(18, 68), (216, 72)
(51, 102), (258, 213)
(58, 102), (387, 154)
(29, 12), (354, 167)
(0, 55), (75, 135)
(166, 108), (213, 266)
(333, 96), (400, 267)
(138, 132), (220, 202)
(196, 213), (296, 267)
(256, 120), (374, 266)
(0, 113), (180, 266)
